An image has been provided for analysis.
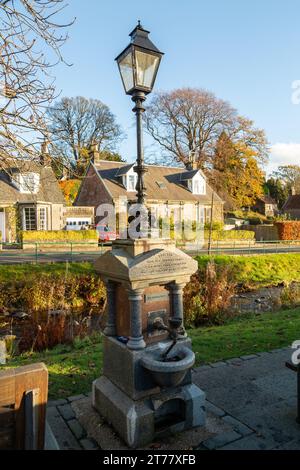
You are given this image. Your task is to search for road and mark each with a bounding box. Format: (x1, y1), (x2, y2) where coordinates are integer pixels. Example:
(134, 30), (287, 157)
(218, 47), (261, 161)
(0, 244), (300, 264)
(0, 250), (104, 264)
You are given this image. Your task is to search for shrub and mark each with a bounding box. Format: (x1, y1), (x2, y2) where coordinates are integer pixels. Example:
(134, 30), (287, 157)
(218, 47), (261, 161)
(204, 221), (224, 231)
(248, 217), (263, 225)
(204, 230), (255, 240)
(21, 230), (98, 242)
(18, 314), (88, 352)
(184, 261), (236, 326)
(0, 272), (106, 312)
(280, 283), (300, 309)
(275, 221), (300, 240)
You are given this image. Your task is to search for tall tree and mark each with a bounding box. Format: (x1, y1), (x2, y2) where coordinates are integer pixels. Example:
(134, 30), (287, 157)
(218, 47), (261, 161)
(265, 177), (289, 209)
(272, 165), (300, 193)
(0, 0), (72, 170)
(211, 132), (264, 209)
(145, 88), (268, 169)
(47, 96), (124, 166)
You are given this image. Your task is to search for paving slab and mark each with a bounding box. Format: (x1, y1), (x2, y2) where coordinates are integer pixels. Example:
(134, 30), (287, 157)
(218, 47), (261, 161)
(68, 394), (86, 402)
(46, 408), (81, 450)
(219, 434), (277, 450)
(210, 361), (227, 368)
(58, 403), (76, 421)
(202, 431), (241, 450)
(221, 415), (253, 436)
(68, 419), (86, 440)
(240, 354), (258, 361)
(205, 401), (226, 417)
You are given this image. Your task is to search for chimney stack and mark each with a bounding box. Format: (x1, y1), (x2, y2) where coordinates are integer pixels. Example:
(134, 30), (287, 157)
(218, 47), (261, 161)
(186, 150), (198, 171)
(90, 141), (101, 165)
(40, 140), (51, 167)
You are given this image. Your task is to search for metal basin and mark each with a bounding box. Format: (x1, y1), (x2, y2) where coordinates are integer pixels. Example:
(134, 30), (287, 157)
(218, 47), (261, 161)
(141, 346), (195, 388)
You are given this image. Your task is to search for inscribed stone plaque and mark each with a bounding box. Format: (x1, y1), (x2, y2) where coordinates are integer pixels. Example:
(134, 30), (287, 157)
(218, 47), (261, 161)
(130, 249), (197, 279)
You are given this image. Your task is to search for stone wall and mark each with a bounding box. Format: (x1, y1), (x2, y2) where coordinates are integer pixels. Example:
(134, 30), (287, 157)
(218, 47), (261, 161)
(239, 224), (279, 241)
(75, 165), (112, 223)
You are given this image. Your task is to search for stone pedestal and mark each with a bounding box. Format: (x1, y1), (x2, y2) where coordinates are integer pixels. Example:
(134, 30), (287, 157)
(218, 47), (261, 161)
(92, 337), (205, 448)
(93, 238), (206, 448)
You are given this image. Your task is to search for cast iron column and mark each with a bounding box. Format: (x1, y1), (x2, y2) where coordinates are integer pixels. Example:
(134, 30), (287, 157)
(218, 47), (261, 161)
(127, 288), (146, 350)
(103, 281), (117, 336)
(171, 282), (187, 337)
(132, 91), (147, 205)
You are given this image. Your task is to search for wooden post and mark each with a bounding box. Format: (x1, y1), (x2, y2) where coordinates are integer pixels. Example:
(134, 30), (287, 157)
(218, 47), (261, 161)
(208, 191), (215, 256)
(0, 363), (48, 450)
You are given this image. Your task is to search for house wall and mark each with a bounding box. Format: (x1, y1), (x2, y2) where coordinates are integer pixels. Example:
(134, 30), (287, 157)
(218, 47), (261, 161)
(285, 209), (300, 220)
(214, 203), (224, 223)
(75, 165), (112, 223)
(1, 206), (19, 243)
(49, 204), (64, 230)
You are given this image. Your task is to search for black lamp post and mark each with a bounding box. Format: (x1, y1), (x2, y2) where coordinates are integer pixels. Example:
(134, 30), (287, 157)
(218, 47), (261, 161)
(115, 21), (163, 205)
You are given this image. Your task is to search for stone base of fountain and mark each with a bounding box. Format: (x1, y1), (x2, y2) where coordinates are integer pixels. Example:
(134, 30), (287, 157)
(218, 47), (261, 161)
(92, 336), (205, 448)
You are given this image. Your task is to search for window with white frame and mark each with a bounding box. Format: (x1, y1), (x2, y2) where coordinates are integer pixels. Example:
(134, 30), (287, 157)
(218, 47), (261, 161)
(18, 173), (40, 193)
(196, 205), (205, 224)
(23, 207), (37, 231)
(193, 177), (205, 195)
(127, 174), (136, 191)
(39, 207), (47, 231)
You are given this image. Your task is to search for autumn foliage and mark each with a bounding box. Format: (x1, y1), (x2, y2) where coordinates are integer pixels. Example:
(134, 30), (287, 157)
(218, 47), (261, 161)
(276, 221), (300, 240)
(59, 179), (81, 205)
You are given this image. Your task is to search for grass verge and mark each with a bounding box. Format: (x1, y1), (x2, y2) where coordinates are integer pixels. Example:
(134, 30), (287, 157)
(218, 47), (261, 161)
(0, 261), (95, 282)
(196, 253), (300, 286)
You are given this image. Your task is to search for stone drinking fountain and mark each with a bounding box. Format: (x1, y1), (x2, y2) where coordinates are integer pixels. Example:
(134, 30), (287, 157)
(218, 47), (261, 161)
(92, 23), (206, 448)
(92, 239), (206, 448)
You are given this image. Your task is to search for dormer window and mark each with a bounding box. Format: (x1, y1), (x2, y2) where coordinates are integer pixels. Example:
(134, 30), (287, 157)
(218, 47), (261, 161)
(18, 173), (40, 194)
(181, 170), (206, 195)
(193, 178), (205, 195)
(115, 164), (137, 192)
(127, 174), (136, 191)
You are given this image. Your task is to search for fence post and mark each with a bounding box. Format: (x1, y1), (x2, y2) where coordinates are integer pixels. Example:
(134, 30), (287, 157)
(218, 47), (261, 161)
(35, 243), (38, 264)
(70, 242), (73, 263)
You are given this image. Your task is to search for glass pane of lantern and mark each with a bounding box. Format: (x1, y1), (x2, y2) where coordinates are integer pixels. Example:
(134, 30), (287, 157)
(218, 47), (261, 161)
(135, 50), (159, 89)
(118, 50), (134, 93)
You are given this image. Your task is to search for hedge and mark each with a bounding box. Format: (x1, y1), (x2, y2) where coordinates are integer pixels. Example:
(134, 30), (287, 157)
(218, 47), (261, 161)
(21, 230), (98, 242)
(275, 221), (300, 240)
(204, 230), (255, 241)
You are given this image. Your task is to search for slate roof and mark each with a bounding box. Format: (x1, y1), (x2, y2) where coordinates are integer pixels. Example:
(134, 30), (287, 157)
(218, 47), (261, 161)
(94, 160), (223, 204)
(283, 194), (300, 210)
(0, 161), (65, 205)
(256, 195), (277, 205)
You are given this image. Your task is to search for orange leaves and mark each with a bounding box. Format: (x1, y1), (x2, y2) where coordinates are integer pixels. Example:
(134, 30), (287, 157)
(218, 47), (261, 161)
(276, 221), (300, 240)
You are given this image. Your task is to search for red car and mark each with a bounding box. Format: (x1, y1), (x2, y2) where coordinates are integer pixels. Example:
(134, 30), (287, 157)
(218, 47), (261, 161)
(96, 224), (118, 242)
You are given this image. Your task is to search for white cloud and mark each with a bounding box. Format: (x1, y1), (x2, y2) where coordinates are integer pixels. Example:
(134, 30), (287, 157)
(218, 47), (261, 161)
(267, 143), (300, 175)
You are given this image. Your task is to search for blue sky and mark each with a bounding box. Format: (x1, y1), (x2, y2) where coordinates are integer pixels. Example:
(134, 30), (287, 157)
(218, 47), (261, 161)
(54, 0), (300, 174)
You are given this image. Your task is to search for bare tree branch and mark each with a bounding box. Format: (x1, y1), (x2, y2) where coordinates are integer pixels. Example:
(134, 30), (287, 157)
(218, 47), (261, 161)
(0, 0), (74, 171)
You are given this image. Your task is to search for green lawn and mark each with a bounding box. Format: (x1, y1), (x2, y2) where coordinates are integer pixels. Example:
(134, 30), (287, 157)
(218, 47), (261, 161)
(196, 253), (300, 286)
(4, 306), (300, 399)
(0, 261), (94, 282)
